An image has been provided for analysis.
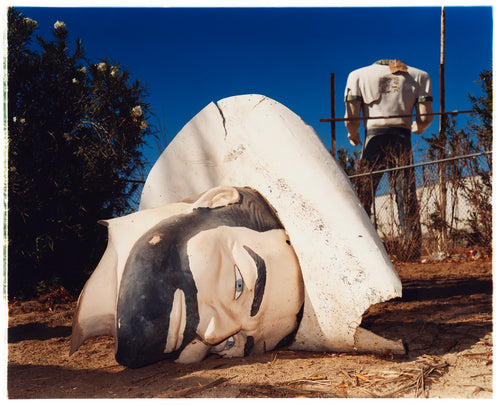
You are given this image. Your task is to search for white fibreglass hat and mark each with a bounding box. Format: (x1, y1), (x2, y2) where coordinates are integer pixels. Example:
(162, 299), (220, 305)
(140, 94), (404, 354)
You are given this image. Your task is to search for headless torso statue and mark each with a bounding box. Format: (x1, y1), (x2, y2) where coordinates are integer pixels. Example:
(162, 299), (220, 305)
(344, 59), (434, 261)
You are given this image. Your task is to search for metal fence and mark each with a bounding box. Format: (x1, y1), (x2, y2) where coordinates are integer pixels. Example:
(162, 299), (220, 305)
(128, 147), (491, 263)
(348, 150), (492, 262)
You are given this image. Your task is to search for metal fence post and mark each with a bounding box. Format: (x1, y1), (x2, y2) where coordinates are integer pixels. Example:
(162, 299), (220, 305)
(370, 173), (377, 230)
(330, 73), (336, 158)
(438, 6), (448, 252)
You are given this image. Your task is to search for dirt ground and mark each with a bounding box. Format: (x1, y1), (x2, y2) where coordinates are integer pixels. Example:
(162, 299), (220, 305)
(6, 258), (493, 399)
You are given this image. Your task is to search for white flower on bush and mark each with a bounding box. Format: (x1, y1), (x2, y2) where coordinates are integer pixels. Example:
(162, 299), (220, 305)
(131, 106), (143, 118)
(24, 18), (38, 27)
(140, 121), (148, 130)
(97, 62), (106, 72)
(79, 66), (87, 74)
(110, 66), (119, 77)
(54, 21), (66, 30)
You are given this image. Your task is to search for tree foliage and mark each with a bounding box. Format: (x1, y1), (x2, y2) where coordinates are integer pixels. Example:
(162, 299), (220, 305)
(8, 8), (154, 297)
(336, 147), (360, 177)
(422, 69), (492, 251)
(423, 69), (492, 161)
(461, 69), (493, 250)
(469, 70), (493, 149)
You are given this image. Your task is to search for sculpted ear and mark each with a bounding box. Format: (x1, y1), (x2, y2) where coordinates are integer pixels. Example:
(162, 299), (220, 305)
(191, 186), (241, 209)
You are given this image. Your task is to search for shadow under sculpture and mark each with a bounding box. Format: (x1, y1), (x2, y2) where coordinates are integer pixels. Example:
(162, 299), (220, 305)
(71, 95), (405, 368)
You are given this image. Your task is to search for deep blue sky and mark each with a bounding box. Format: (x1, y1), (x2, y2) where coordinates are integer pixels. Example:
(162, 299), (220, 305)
(16, 5), (493, 174)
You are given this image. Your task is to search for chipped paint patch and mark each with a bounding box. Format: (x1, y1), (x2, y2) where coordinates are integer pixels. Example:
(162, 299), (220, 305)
(224, 144), (246, 162)
(379, 76), (400, 94)
(148, 233), (163, 246)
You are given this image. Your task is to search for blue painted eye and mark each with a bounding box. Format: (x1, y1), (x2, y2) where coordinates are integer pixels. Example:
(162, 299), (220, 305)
(224, 336), (235, 351)
(234, 265), (243, 300)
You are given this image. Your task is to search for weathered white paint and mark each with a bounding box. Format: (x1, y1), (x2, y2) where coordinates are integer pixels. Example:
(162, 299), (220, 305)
(140, 94), (403, 353)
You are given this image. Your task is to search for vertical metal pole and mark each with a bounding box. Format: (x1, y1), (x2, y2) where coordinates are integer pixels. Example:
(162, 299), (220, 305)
(369, 156), (380, 230)
(438, 6), (448, 251)
(330, 73), (336, 158)
(440, 7), (446, 135)
(370, 174), (378, 230)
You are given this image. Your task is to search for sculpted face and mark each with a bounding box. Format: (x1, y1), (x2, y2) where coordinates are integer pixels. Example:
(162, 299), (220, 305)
(180, 226), (303, 363)
(114, 187), (304, 368)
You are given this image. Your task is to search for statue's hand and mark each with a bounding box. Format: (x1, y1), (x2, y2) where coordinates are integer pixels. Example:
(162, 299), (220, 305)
(348, 132), (361, 146)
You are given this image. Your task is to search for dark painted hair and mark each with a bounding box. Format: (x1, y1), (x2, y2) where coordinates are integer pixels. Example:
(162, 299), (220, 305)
(115, 188), (285, 368)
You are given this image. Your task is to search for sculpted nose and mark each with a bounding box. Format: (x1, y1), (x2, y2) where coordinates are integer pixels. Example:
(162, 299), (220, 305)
(197, 310), (240, 345)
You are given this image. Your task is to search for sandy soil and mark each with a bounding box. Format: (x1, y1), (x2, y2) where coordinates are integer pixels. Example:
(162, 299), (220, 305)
(6, 259), (493, 399)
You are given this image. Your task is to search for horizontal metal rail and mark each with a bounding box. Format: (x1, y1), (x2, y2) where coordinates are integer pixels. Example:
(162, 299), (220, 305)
(320, 109), (474, 123)
(348, 150), (492, 179)
(125, 151), (491, 184)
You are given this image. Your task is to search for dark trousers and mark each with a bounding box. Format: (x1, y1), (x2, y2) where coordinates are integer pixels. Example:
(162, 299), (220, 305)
(356, 127), (422, 259)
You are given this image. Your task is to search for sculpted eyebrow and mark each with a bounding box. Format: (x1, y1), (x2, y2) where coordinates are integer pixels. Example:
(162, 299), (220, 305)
(243, 246), (266, 317)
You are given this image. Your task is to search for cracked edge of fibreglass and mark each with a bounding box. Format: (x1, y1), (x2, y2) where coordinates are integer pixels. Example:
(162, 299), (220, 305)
(214, 101), (228, 139)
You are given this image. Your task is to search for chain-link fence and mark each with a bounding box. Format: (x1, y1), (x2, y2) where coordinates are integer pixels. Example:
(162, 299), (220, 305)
(348, 150), (492, 262)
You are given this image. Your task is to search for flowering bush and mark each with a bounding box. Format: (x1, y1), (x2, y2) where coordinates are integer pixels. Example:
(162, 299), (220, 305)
(8, 8), (155, 297)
